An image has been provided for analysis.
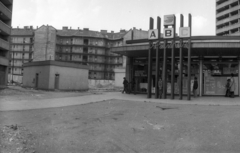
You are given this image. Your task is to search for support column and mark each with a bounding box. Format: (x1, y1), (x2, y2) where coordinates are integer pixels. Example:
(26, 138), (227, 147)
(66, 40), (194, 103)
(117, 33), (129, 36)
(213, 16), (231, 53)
(147, 17), (154, 98)
(129, 57), (133, 81)
(179, 14), (184, 100)
(238, 58), (240, 97)
(171, 15), (176, 99)
(162, 40), (167, 99)
(155, 16), (161, 99)
(199, 58), (203, 97)
(187, 14), (192, 101)
(126, 57), (131, 81)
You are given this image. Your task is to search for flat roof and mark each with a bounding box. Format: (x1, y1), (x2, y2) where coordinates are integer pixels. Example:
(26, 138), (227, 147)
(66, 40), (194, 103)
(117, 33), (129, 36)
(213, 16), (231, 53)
(111, 36), (240, 57)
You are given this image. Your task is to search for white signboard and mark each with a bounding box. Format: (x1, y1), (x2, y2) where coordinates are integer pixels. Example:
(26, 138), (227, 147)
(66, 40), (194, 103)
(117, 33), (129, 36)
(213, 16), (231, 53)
(179, 27), (190, 38)
(163, 28), (174, 39)
(148, 29), (158, 40)
(164, 14), (175, 26)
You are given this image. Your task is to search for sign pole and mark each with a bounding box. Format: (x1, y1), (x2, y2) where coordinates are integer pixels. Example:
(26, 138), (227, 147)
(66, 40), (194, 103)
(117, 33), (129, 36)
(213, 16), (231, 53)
(171, 15), (176, 99)
(187, 14), (192, 100)
(147, 17), (154, 98)
(179, 14), (184, 100)
(155, 16), (161, 99)
(162, 39), (167, 99)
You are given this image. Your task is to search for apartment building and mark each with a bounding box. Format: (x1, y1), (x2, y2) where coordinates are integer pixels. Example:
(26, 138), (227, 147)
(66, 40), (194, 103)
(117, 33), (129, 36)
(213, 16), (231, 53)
(9, 26), (34, 83)
(0, 0), (13, 87)
(56, 27), (126, 80)
(216, 0), (240, 36)
(9, 25), (127, 83)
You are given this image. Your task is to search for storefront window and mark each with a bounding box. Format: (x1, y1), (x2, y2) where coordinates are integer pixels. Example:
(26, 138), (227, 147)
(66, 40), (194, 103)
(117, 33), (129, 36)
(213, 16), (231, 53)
(203, 61), (238, 95)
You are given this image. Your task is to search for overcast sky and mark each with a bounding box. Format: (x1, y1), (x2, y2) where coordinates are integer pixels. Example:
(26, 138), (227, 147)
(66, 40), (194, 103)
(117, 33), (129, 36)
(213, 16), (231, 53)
(12, 0), (216, 36)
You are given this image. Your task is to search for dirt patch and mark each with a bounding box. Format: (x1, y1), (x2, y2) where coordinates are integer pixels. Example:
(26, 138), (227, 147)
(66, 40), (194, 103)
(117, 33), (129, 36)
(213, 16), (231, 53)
(1, 100), (240, 153)
(0, 124), (36, 153)
(0, 86), (101, 102)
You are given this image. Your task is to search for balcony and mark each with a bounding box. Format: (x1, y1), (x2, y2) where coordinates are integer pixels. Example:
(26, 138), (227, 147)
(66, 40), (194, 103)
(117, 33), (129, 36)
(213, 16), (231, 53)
(0, 1), (12, 20)
(216, 14), (239, 26)
(216, 5), (240, 18)
(1, 0), (13, 5)
(216, 22), (240, 34)
(0, 19), (10, 35)
(216, 0), (238, 10)
(0, 38), (9, 50)
(0, 56), (8, 66)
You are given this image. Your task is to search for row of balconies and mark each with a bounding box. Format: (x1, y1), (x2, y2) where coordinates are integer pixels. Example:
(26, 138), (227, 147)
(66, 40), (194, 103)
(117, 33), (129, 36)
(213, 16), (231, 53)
(57, 57), (121, 66)
(216, 0), (239, 10)
(57, 42), (108, 48)
(216, 22), (240, 34)
(216, 4), (240, 18)
(216, 14), (239, 26)
(0, 0), (12, 57)
(56, 51), (121, 57)
(0, 1), (12, 20)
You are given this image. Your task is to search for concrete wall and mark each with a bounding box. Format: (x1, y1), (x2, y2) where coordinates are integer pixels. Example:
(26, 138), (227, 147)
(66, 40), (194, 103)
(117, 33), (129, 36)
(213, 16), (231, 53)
(23, 65), (50, 89)
(49, 65), (89, 90)
(88, 79), (115, 87)
(114, 67), (126, 87)
(33, 25), (56, 61)
(23, 61), (89, 91)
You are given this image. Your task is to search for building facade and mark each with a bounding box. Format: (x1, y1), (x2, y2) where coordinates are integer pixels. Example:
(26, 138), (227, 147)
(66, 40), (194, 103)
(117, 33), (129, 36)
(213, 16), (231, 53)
(216, 0), (240, 36)
(9, 26), (34, 83)
(9, 25), (127, 83)
(112, 35), (240, 97)
(0, 0), (13, 87)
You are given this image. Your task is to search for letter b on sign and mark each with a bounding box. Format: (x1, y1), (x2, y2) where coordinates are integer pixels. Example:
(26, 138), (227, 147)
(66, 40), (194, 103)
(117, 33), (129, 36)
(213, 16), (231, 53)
(163, 28), (174, 39)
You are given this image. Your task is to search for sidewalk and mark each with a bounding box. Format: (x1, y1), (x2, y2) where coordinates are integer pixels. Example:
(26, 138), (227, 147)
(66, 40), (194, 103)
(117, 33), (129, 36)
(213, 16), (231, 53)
(0, 92), (240, 111)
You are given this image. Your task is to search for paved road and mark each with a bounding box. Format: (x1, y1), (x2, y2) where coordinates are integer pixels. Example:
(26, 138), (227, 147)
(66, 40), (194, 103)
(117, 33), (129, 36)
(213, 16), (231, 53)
(0, 92), (239, 111)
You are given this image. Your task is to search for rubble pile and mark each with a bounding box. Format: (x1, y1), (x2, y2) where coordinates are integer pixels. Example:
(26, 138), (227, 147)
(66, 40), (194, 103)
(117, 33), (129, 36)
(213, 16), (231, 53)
(0, 125), (36, 153)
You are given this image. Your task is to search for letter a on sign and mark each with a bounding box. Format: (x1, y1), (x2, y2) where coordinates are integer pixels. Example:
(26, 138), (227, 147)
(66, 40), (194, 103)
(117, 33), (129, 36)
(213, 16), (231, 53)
(148, 29), (158, 40)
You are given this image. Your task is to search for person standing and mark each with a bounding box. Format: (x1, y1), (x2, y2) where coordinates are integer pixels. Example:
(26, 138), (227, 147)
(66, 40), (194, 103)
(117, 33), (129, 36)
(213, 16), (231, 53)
(158, 77), (163, 99)
(193, 77), (198, 98)
(122, 77), (128, 94)
(225, 79), (231, 97)
(230, 73), (235, 98)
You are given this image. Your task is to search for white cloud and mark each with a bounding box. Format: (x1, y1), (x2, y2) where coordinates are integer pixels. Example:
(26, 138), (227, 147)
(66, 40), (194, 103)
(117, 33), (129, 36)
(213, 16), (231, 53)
(192, 16), (208, 29)
(92, 6), (102, 14)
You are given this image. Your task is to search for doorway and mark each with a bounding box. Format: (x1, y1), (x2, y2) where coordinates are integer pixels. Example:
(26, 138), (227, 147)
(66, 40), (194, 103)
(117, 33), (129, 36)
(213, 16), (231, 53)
(54, 74), (60, 90)
(35, 73), (39, 88)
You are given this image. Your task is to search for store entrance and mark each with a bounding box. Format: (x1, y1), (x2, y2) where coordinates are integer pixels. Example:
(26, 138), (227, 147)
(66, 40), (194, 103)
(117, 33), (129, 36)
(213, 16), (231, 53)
(132, 58), (200, 95)
(203, 61), (238, 96)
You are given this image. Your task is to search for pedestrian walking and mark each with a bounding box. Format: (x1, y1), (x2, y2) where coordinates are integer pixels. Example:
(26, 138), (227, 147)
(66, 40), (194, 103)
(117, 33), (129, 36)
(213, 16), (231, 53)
(122, 77), (128, 94)
(192, 77), (198, 98)
(158, 77), (163, 99)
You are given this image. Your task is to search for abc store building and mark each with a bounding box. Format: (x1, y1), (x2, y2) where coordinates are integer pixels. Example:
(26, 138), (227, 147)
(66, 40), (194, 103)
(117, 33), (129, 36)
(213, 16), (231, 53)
(111, 35), (240, 97)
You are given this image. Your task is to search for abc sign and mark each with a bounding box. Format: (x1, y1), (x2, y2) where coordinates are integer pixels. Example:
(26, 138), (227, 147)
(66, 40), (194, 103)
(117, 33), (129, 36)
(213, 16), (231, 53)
(163, 28), (174, 39)
(179, 27), (190, 38)
(148, 29), (158, 40)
